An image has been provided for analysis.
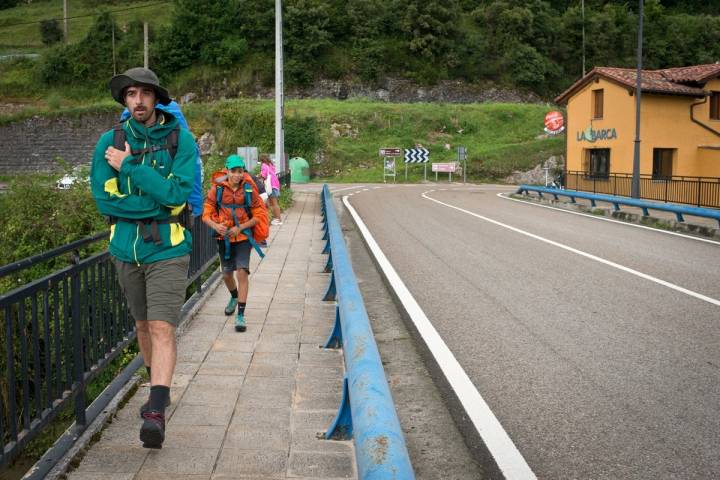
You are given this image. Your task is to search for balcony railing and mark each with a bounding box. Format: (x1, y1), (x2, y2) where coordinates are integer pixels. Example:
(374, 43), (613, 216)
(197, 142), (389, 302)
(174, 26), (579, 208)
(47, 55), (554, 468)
(564, 171), (720, 209)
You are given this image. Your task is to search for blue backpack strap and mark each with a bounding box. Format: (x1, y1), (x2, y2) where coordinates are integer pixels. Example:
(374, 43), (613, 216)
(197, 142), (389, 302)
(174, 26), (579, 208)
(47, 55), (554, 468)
(214, 185), (231, 260)
(242, 182), (265, 258)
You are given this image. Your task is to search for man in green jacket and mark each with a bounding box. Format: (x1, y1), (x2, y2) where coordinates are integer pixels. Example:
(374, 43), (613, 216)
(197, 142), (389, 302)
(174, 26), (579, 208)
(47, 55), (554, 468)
(91, 67), (195, 449)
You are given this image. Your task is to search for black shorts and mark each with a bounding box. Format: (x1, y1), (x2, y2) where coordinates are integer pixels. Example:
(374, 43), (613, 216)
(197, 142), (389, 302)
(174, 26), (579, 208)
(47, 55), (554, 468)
(217, 240), (251, 273)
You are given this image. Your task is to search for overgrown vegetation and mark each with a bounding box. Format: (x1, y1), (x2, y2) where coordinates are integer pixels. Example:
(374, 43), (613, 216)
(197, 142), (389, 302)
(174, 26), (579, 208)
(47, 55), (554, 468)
(203, 99), (564, 182)
(1, 0), (719, 103)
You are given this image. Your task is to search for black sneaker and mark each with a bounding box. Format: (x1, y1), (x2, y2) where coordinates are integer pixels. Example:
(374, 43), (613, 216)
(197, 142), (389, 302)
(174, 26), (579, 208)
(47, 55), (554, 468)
(140, 410), (165, 449)
(139, 397), (171, 418)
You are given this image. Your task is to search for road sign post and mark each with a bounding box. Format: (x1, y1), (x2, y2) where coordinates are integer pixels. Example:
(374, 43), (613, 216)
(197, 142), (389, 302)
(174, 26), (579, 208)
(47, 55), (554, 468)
(404, 147), (429, 182)
(380, 148), (401, 183)
(457, 146), (467, 183)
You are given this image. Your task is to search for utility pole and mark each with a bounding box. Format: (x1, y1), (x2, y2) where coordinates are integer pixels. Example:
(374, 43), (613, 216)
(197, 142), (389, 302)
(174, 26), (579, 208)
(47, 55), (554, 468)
(275, 0), (285, 173)
(631, 0), (643, 199)
(63, 0), (69, 43)
(581, 0), (586, 76)
(143, 22), (149, 68)
(111, 22), (116, 75)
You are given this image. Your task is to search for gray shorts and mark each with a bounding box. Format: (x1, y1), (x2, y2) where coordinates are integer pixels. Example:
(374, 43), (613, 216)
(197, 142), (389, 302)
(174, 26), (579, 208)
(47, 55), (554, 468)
(113, 255), (190, 326)
(218, 240), (251, 273)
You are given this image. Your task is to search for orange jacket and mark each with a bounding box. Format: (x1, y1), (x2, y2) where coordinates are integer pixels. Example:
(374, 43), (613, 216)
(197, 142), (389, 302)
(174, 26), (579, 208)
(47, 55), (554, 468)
(202, 170), (265, 242)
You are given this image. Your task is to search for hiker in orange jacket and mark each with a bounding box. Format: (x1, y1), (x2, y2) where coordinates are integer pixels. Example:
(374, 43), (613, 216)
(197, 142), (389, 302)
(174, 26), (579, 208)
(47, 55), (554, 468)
(202, 154), (268, 332)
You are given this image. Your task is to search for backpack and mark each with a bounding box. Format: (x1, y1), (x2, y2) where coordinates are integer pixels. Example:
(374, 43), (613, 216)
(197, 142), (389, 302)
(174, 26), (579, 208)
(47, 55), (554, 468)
(119, 101), (204, 217)
(215, 176), (269, 259)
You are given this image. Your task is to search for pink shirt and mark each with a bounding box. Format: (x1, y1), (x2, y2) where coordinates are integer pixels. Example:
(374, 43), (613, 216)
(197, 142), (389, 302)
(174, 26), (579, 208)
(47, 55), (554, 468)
(261, 162), (281, 190)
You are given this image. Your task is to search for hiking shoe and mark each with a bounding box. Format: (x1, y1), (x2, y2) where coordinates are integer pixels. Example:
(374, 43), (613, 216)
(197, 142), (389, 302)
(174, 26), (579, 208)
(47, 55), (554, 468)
(224, 297), (238, 316)
(235, 313), (247, 332)
(271, 218), (283, 226)
(139, 397), (171, 419)
(140, 410), (165, 449)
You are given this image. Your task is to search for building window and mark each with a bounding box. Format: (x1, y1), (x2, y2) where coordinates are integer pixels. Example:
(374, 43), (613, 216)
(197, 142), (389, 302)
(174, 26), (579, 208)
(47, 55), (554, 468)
(710, 92), (720, 120)
(584, 148), (610, 178)
(652, 148), (674, 179)
(592, 89), (604, 119)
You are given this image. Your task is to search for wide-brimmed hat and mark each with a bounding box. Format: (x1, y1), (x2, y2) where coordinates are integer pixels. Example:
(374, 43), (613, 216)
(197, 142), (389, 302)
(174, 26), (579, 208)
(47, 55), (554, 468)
(109, 67), (171, 106)
(225, 154), (246, 170)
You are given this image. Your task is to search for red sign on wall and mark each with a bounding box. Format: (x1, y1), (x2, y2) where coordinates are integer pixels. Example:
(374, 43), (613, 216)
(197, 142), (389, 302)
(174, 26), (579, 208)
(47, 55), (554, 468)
(544, 111), (565, 135)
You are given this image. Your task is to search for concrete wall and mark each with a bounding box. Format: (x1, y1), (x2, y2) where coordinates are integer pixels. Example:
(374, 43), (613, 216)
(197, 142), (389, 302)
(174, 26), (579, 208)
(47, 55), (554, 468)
(0, 112), (118, 173)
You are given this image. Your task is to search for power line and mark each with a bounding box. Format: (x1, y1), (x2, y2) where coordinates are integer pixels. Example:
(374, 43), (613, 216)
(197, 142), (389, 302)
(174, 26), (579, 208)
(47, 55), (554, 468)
(0, 1), (171, 29)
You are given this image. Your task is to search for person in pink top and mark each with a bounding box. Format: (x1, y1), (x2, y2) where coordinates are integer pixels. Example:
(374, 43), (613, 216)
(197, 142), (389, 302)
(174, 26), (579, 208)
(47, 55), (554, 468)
(260, 154), (283, 225)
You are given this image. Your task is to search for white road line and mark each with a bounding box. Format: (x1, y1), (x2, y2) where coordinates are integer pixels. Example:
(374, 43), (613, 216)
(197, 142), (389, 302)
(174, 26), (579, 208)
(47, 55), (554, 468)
(423, 191), (720, 307)
(331, 185), (366, 193)
(497, 192), (720, 246)
(343, 195), (537, 480)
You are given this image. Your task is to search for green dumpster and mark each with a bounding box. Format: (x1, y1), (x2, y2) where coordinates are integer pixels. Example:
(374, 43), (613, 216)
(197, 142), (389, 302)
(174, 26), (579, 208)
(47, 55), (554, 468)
(289, 157), (310, 184)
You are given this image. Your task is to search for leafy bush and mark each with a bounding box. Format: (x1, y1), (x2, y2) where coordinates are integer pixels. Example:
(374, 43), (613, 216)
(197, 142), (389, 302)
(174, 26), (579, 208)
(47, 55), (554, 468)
(39, 12), (115, 87)
(39, 19), (63, 46)
(0, 170), (106, 294)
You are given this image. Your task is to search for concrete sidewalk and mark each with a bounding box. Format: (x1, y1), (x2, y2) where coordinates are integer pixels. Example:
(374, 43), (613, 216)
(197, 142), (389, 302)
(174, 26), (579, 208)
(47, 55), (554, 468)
(65, 192), (356, 480)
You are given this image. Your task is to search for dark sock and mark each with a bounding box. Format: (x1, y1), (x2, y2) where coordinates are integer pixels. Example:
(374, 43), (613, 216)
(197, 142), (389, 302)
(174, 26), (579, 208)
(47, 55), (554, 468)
(148, 385), (170, 413)
(145, 366), (151, 380)
(229, 288), (238, 298)
(238, 302), (246, 315)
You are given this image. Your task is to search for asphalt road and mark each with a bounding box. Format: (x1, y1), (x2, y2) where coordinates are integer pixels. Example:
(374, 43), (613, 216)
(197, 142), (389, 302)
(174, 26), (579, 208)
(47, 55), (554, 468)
(343, 183), (720, 479)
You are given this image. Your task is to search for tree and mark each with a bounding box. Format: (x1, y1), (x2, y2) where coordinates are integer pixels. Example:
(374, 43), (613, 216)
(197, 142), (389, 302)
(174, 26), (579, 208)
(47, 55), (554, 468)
(284, 0), (333, 86)
(40, 19), (64, 46)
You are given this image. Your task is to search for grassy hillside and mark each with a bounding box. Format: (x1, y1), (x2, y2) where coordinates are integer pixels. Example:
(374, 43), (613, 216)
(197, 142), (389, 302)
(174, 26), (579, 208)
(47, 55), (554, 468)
(196, 99), (564, 182)
(0, 0), (171, 54)
(0, 98), (563, 182)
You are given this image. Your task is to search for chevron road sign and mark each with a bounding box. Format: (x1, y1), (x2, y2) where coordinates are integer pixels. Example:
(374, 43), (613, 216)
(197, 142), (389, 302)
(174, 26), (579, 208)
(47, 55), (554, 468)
(404, 148), (429, 163)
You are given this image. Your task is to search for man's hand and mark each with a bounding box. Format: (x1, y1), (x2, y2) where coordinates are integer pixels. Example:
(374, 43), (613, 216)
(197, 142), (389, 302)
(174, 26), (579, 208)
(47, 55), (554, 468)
(105, 142), (132, 171)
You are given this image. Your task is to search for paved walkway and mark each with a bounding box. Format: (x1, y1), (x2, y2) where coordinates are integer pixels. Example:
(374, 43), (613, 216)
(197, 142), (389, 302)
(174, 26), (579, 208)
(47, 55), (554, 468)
(65, 193), (356, 480)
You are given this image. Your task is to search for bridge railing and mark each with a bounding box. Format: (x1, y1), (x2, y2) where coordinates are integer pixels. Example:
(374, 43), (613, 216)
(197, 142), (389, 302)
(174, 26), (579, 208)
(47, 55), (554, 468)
(517, 185), (720, 228)
(319, 184), (414, 480)
(0, 215), (216, 470)
(564, 171), (720, 209)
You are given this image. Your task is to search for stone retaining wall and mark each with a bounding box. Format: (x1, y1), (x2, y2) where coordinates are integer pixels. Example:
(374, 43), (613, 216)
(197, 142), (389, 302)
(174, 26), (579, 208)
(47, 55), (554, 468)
(0, 112), (117, 173)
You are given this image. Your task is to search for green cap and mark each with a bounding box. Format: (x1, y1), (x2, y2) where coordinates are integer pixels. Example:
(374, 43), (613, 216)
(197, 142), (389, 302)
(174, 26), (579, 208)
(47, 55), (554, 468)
(225, 154), (246, 170)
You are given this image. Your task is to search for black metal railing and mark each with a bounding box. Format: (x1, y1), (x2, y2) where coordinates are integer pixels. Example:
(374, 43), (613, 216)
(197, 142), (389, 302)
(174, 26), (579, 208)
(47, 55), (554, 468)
(0, 215), (216, 469)
(564, 171), (720, 209)
(278, 170), (291, 190)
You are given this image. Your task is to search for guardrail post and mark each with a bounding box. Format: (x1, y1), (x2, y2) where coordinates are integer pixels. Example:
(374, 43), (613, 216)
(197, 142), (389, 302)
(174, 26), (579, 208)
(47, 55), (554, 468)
(325, 376), (352, 440)
(324, 253), (333, 274)
(70, 270), (87, 426)
(323, 272), (336, 302)
(323, 305), (342, 349)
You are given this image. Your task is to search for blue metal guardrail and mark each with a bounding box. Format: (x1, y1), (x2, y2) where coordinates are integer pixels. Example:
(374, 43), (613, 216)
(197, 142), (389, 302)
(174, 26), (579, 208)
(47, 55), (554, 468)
(319, 184), (415, 480)
(517, 185), (720, 228)
(0, 215), (217, 473)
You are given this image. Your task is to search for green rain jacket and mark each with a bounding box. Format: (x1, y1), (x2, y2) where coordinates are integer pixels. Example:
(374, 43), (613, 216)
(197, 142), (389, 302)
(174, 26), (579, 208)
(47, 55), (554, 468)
(91, 110), (195, 264)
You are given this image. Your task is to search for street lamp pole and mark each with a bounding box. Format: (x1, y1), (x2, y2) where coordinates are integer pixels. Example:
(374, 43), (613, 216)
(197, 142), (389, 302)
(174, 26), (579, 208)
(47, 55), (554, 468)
(275, 0), (285, 173)
(631, 0), (644, 199)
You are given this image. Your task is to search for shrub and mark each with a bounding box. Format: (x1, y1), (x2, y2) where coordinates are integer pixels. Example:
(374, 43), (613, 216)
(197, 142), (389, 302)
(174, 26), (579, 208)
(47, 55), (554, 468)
(39, 19), (63, 46)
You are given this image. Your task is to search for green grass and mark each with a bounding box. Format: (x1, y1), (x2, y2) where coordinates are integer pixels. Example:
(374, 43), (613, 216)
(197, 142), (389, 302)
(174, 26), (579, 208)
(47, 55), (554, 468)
(0, 0), (172, 55)
(0, 98), (565, 183)
(212, 99), (565, 182)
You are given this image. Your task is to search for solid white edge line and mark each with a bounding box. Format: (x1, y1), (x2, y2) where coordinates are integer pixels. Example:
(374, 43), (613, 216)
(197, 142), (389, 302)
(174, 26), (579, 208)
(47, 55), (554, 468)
(497, 192), (720, 246)
(331, 185), (366, 194)
(422, 191), (720, 307)
(342, 194), (537, 480)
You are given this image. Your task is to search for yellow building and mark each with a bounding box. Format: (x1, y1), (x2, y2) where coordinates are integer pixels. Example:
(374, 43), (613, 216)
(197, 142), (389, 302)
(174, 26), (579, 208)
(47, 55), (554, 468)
(555, 64), (720, 206)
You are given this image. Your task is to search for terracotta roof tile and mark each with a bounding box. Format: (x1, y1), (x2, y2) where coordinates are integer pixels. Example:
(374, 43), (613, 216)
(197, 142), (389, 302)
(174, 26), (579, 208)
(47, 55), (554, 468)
(555, 64), (718, 104)
(660, 64), (720, 83)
